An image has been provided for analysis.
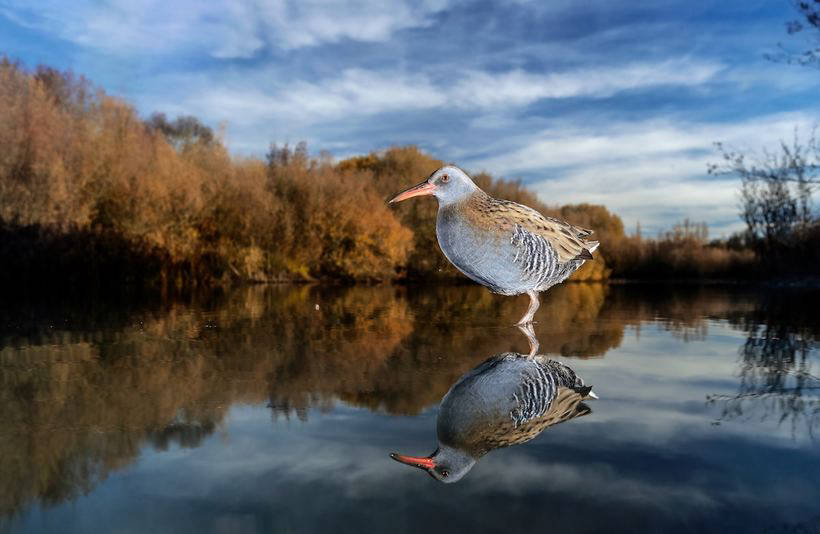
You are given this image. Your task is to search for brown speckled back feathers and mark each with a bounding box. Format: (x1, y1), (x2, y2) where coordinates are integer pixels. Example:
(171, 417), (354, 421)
(461, 191), (599, 264)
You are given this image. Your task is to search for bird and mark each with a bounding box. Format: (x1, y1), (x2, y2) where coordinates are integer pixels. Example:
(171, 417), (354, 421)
(388, 165), (599, 325)
(390, 352), (597, 483)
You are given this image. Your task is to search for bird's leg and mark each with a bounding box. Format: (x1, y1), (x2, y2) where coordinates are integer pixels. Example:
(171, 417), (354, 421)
(517, 322), (539, 357)
(516, 290), (540, 326)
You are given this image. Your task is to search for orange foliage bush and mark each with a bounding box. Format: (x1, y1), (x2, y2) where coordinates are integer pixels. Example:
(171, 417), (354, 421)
(0, 60), (411, 285)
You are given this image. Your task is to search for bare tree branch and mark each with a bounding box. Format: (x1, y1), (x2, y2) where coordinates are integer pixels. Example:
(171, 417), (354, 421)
(766, 0), (820, 67)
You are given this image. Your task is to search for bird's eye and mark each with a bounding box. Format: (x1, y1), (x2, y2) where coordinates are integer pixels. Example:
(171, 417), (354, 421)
(440, 469), (449, 477)
(440, 174), (449, 183)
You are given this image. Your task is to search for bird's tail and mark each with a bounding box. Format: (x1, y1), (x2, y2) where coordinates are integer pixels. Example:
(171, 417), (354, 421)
(575, 227), (594, 238)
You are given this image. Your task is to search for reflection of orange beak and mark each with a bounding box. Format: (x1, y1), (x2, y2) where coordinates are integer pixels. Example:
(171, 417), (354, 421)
(388, 180), (436, 204)
(390, 452), (435, 470)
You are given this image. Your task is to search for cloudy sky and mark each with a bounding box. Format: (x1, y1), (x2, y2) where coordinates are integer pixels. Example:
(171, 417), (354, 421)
(2, 0), (818, 235)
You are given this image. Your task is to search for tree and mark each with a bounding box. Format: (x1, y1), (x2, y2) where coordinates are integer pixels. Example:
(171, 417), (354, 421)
(710, 2), (820, 274)
(147, 113), (214, 151)
(709, 131), (818, 267)
(766, 0), (820, 66)
(266, 141), (309, 171)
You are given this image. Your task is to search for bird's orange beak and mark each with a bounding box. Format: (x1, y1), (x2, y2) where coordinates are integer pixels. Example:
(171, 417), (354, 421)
(390, 452), (436, 470)
(388, 180), (436, 204)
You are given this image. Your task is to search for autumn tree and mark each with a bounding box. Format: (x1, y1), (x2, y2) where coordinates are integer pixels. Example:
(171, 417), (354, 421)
(147, 113), (215, 151)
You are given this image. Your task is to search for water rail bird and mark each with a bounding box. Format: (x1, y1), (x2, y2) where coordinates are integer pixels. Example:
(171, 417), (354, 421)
(389, 166), (599, 325)
(390, 352), (597, 483)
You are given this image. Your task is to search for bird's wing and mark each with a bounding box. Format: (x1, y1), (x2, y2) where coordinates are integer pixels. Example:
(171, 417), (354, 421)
(510, 357), (595, 428)
(496, 201), (598, 263)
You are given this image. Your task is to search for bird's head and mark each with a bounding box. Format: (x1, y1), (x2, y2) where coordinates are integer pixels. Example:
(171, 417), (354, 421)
(389, 445), (476, 483)
(388, 165), (478, 207)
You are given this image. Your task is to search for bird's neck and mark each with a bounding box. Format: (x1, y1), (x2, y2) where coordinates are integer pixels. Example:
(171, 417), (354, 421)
(438, 189), (496, 231)
(439, 188), (490, 212)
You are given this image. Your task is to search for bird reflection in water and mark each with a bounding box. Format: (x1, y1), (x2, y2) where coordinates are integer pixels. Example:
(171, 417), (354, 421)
(390, 348), (597, 483)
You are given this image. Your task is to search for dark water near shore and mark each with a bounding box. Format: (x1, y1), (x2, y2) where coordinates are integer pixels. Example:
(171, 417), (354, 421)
(1, 283), (818, 533)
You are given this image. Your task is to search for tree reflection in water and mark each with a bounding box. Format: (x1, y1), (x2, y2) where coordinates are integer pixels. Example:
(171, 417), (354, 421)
(0, 284), (818, 518)
(708, 293), (820, 439)
(0, 283), (614, 517)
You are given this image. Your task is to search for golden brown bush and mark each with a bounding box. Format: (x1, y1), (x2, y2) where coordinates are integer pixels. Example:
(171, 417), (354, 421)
(338, 146), (450, 277)
(0, 60), (412, 285)
(610, 220), (757, 280)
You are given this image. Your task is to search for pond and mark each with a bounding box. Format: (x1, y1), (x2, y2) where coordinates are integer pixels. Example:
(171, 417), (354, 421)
(1, 283), (818, 533)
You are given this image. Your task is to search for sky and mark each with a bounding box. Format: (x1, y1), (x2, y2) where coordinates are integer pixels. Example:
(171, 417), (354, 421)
(1, 0), (819, 236)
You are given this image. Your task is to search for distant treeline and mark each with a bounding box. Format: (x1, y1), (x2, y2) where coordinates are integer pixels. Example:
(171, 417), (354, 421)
(0, 59), (815, 290)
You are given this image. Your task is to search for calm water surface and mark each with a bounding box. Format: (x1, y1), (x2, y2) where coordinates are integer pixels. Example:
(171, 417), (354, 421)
(1, 284), (818, 533)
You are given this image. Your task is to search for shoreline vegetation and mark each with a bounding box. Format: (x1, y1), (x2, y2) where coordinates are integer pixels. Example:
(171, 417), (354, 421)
(1, 58), (817, 292)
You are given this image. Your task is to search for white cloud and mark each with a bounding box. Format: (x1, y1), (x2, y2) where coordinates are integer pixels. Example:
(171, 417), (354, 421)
(453, 58), (722, 108)
(3, 1), (253, 56)
(469, 114), (816, 174)
(0, 0), (449, 57)
(466, 112), (819, 235)
(254, 0), (448, 50)
(466, 454), (718, 509)
(183, 68), (447, 125)
(168, 58), (722, 128)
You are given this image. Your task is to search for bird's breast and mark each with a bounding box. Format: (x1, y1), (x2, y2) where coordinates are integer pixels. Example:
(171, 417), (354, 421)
(436, 207), (525, 294)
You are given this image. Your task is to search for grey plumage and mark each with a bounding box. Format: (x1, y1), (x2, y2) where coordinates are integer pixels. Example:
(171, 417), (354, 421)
(436, 203), (592, 298)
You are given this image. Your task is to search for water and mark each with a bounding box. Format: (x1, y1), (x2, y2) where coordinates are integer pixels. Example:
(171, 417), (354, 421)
(1, 284), (818, 533)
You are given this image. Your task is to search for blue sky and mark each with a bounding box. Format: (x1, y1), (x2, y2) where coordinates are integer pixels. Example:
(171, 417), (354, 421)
(1, 0), (818, 235)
